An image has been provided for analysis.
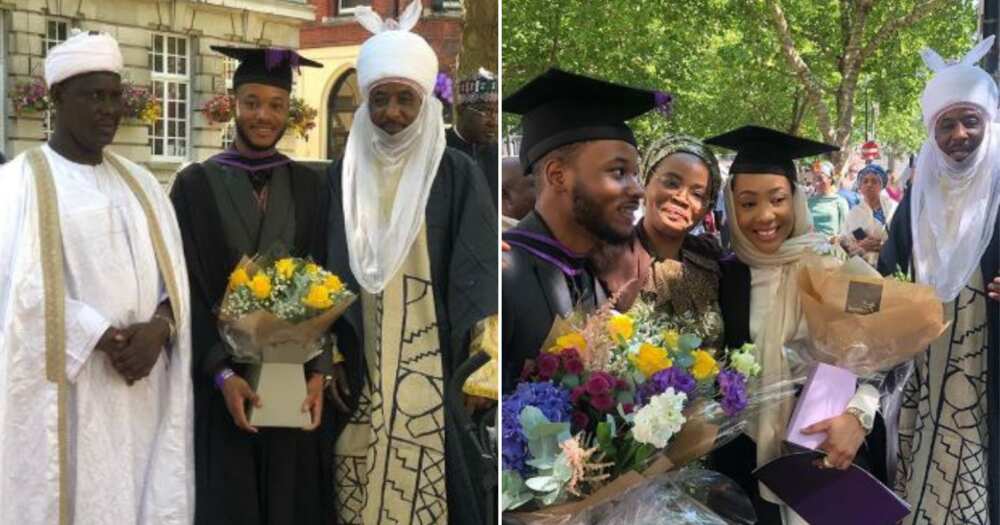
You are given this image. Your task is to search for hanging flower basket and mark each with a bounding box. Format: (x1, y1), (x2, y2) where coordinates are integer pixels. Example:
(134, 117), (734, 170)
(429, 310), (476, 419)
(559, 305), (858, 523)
(121, 83), (161, 126)
(202, 93), (235, 125)
(12, 77), (51, 114)
(287, 96), (318, 141)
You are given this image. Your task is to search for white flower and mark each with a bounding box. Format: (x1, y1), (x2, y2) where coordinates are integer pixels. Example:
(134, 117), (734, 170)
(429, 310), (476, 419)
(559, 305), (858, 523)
(730, 345), (761, 378)
(631, 387), (687, 449)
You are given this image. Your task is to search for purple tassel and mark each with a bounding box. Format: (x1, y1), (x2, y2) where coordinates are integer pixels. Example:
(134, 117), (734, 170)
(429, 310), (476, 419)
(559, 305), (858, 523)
(265, 49), (300, 72)
(434, 72), (453, 105)
(654, 90), (674, 118)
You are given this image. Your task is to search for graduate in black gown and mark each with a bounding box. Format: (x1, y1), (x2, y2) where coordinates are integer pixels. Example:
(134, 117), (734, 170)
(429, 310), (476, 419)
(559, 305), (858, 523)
(323, 4), (498, 524)
(500, 69), (658, 392)
(708, 126), (888, 524)
(446, 69), (498, 207)
(169, 46), (335, 525)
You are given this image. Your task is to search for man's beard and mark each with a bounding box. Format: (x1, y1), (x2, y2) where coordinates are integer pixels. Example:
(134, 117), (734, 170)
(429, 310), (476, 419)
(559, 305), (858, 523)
(235, 120), (287, 152)
(572, 183), (634, 246)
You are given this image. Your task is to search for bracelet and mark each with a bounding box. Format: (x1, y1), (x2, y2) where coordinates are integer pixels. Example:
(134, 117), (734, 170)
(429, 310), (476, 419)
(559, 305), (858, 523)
(152, 313), (176, 344)
(214, 368), (235, 390)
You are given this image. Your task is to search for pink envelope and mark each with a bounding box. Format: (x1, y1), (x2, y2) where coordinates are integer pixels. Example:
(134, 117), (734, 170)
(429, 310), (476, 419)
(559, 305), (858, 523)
(785, 363), (857, 450)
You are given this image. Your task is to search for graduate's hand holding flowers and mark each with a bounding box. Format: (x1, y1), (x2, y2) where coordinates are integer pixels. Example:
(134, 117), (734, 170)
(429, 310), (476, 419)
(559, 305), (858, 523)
(301, 373), (324, 431)
(801, 412), (866, 470)
(222, 373), (261, 433)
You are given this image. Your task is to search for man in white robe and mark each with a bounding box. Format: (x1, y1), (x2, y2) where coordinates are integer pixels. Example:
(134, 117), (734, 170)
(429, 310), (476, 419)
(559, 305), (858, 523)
(0, 31), (193, 524)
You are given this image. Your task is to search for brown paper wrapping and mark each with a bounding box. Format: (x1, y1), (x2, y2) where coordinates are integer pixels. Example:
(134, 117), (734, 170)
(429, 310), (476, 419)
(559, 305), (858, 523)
(220, 296), (355, 356)
(797, 256), (948, 374)
(506, 400), (720, 525)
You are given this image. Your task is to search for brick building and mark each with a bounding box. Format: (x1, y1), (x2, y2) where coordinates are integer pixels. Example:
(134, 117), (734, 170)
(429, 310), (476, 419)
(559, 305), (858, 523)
(292, 0), (464, 161)
(1, 0), (314, 183)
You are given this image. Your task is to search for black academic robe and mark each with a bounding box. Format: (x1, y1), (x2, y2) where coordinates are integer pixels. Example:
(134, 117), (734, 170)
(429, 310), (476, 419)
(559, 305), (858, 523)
(170, 160), (334, 525)
(878, 189), (1000, 525)
(713, 254), (888, 525)
(325, 147), (498, 525)
(446, 128), (498, 208)
(501, 212), (607, 393)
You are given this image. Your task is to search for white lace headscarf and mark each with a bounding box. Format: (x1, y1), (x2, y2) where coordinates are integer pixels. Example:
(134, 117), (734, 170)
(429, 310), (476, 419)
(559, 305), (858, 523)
(342, 1), (447, 294)
(912, 36), (1000, 301)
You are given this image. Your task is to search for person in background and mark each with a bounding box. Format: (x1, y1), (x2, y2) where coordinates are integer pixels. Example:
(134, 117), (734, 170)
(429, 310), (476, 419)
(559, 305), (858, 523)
(448, 68), (499, 207)
(838, 162), (861, 208)
(501, 155), (535, 228)
(807, 160), (850, 239)
(885, 167), (904, 202)
(840, 164), (896, 266)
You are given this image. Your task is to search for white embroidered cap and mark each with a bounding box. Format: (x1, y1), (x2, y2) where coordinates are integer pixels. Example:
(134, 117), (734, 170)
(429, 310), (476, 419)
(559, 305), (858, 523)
(920, 35), (999, 127)
(354, 1), (439, 96)
(44, 29), (123, 88)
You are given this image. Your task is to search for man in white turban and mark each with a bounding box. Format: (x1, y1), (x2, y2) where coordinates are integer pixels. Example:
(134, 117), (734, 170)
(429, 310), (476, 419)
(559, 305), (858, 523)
(323, 2), (497, 524)
(0, 30), (193, 524)
(879, 35), (1000, 524)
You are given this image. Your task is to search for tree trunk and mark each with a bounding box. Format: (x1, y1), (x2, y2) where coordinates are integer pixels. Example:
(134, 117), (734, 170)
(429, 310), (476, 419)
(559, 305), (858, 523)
(456, 0), (498, 77)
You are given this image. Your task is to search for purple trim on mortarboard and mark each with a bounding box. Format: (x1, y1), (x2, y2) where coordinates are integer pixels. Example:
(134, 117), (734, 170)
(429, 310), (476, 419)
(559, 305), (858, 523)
(265, 49), (300, 73)
(209, 148), (294, 174)
(654, 90), (674, 118)
(504, 238), (584, 278)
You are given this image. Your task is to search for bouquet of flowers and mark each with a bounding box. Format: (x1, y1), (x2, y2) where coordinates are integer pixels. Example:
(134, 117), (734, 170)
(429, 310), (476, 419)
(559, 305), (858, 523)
(121, 83), (161, 125)
(11, 77), (49, 114)
(287, 96), (318, 140)
(502, 300), (791, 523)
(218, 253), (355, 427)
(202, 93), (235, 125)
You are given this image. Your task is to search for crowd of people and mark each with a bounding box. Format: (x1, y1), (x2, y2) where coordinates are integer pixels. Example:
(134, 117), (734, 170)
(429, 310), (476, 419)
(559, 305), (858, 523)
(501, 35), (1000, 524)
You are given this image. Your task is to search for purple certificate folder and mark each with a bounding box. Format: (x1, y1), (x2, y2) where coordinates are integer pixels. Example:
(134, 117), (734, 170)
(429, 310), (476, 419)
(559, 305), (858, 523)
(785, 363), (857, 450)
(754, 451), (910, 525)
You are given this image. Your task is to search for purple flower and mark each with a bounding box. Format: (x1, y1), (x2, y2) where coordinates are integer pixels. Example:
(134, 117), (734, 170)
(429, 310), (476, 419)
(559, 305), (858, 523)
(434, 72), (453, 104)
(637, 367), (696, 406)
(537, 353), (560, 379)
(590, 392), (615, 413)
(653, 90), (674, 118)
(717, 370), (748, 417)
(500, 381), (572, 476)
(585, 372), (613, 396)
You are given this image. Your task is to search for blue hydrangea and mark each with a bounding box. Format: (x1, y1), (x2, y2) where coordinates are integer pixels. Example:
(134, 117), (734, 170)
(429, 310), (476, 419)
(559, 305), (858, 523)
(501, 381), (572, 476)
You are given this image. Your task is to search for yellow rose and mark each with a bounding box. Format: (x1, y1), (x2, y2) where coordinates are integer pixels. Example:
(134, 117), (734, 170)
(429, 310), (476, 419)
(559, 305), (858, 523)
(323, 274), (344, 293)
(549, 332), (587, 354)
(607, 314), (634, 341)
(250, 273), (272, 300)
(691, 349), (720, 380)
(662, 329), (680, 350)
(303, 284), (333, 309)
(631, 342), (672, 378)
(228, 267), (250, 290)
(275, 258), (297, 279)
(306, 263), (321, 275)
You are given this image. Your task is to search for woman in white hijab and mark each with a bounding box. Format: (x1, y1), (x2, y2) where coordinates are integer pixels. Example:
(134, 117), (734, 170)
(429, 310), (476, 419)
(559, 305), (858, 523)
(707, 125), (882, 525)
(879, 36), (1000, 524)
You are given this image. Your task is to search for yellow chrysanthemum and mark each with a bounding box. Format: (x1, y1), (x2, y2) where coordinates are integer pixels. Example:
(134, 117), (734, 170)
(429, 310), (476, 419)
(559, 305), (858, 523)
(250, 273), (272, 300)
(662, 329), (680, 350)
(632, 342), (672, 378)
(275, 258), (297, 279)
(228, 267), (250, 290)
(607, 314), (635, 341)
(323, 274), (344, 293)
(691, 349), (720, 380)
(549, 332), (587, 354)
(303, 284), (333, 309)
(305, 263), (321, 275)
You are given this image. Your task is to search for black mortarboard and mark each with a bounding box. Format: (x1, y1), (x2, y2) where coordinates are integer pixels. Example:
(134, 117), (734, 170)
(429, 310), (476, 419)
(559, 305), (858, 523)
(504, 68), (663, 172)
(704, 125), (838, 183)
(211, 46), (322, 92)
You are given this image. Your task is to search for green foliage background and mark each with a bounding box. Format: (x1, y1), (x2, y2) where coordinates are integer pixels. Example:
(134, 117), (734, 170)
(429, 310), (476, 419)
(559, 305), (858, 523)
(502, 0), (978, 160)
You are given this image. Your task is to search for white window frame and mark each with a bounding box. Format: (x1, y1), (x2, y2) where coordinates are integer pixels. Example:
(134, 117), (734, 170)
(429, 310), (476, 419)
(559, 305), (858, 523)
(221, 121), (235, 149)
(442, 0), (462, 9)
(150, 33), (191, 161)
(337, 0), (367, 15)
(42, 19), (69, 140)
(223, 56), (238, 91)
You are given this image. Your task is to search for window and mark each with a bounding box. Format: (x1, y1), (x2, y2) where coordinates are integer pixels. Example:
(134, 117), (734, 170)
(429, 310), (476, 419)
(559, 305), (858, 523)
(42, 20), (69, 139)
(326, 69), (360, 160)
(150, 34), (190, 159)
(42, 20), (68, 56)
(223, 56), (238, 91)
(337, 0), (367, 15)
(442, 0), (462, 9)
(221, 122), (235, 149)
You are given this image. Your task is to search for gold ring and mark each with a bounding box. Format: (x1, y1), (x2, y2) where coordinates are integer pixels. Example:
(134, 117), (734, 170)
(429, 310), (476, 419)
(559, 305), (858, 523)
(822, 456), (834, 469)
